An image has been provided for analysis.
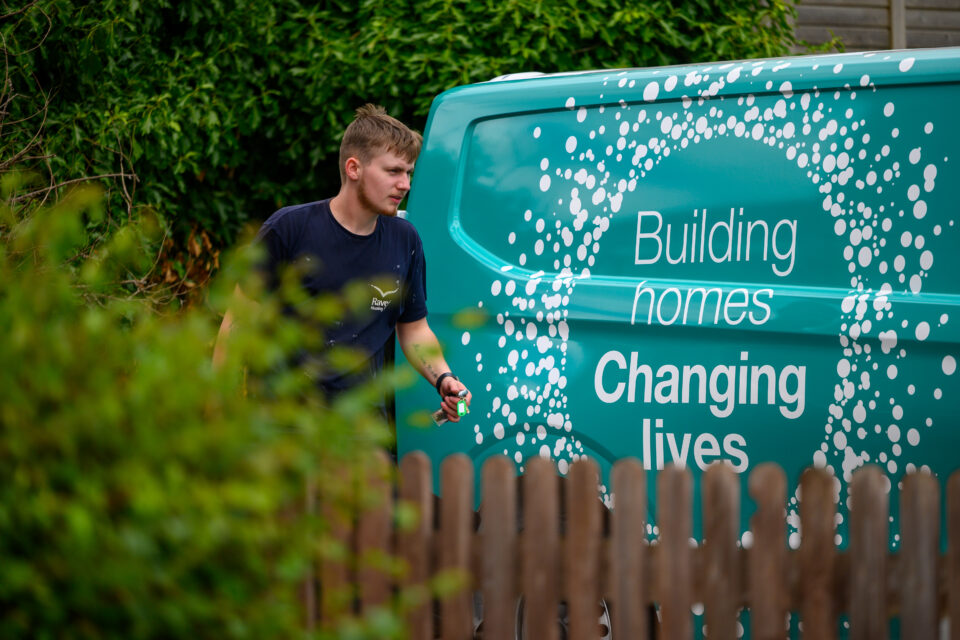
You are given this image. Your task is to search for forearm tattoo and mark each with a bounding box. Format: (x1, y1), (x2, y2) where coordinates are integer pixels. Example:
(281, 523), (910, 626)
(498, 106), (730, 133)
(413, 343), (438, 382)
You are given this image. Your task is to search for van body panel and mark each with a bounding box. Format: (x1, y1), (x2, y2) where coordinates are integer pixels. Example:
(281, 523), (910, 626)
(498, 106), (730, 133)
(398, 48), (960, 541)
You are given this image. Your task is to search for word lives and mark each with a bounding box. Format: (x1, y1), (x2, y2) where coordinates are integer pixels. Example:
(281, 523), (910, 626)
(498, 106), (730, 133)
(594, 351), (809, 471)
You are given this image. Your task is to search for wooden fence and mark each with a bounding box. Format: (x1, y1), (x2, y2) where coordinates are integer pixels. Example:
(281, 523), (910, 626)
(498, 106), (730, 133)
(795, 0), (960, 52)
(312, 452), (960, 639)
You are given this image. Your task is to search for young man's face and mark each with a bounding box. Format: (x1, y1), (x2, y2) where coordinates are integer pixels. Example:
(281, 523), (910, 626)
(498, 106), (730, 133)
(356, 150), (415, 217)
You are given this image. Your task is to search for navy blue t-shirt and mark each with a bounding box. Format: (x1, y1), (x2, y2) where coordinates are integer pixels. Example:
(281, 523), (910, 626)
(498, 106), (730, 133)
(255, 199), (427, 395)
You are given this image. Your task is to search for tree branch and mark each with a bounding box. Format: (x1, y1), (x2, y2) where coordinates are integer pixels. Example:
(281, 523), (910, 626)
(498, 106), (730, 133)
(10, 173), (137, 202)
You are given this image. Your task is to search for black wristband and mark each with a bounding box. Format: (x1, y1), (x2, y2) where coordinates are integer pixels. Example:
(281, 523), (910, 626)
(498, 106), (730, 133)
(435, 372), (458, 395)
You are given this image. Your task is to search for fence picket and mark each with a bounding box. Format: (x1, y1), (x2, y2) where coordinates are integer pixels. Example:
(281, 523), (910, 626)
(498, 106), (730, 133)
(658, 465), (693, 640)
(799, 468), (836, 639)
(610, 459), (648, 640)
(357, 451), (392, 612)
(703, 463), (741, 640)
(901, 471), (940, 640)
(949, 470), (960, 640)
(319, 476), (353, 626)
(748, 463), (787, 640)
(567, 458), (603, 640)
(301, 478), (317, 630)
(481, 456), (517, 640)
(849, 465), (888, 640)
(310, 454), (954, 637)
(398, 452), (433, 640)
(440, 454), (474, 640)
(522, 457), (560, 640)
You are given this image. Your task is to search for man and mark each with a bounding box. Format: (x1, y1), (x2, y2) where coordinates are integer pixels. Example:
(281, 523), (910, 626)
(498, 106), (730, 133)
(215, 104), (470, 423)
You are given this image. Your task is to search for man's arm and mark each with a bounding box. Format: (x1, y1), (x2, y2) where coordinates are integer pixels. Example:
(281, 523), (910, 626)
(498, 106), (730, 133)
(213, 284), (256, 370)
(396, 317), (471, 423)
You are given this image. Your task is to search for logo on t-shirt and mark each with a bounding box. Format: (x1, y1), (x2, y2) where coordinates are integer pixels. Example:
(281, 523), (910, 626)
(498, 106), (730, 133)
(370, 280), (400, 312)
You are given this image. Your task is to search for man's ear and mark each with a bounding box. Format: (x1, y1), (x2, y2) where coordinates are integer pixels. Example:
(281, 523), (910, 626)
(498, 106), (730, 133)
(344, 156), (362, 181)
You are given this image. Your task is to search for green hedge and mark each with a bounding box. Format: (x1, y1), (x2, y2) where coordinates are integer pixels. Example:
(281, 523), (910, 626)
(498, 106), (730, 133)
(0, 182), (427, 638)
(4, 0), (806, 259)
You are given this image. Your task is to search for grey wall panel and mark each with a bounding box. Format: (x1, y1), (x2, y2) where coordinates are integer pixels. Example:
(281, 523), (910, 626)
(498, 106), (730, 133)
(796, 0), (960, 50)
(906, 0), (960, 9)
(797, 6), (891, 26)
(796, 25), (893, 48)
(799, 0), (888, 6)
(907, 30), (960, 45)
(906, 8), (960, 28)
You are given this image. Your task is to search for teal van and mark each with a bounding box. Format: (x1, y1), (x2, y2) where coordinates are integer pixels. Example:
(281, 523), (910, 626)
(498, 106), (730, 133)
(396, 47), (960, 547)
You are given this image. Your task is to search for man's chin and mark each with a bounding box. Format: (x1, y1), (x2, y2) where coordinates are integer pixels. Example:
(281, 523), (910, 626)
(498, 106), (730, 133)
(379, 202), (401, 216)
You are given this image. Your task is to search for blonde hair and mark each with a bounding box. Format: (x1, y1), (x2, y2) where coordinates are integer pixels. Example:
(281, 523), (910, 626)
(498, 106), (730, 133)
(339, 104), (422, 183)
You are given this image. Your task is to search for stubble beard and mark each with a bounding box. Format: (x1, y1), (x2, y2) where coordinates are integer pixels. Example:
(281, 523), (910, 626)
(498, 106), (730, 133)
(358, 174), (398, 218)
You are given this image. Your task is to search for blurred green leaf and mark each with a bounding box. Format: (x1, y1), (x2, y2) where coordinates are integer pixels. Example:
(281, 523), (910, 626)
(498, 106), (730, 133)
(0, 191), (412, 638)
(451, 306), (489, 331)
(431, 568), (470, 599)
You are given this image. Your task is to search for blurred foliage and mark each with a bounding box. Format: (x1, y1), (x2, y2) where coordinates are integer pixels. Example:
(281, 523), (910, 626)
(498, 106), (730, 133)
(0, 181), (429, 638)
(1, 0), (816, 300)
(0, 1), (828, 634)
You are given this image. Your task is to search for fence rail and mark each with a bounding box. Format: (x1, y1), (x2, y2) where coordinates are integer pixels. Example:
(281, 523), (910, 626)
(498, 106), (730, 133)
(314, 452), (960, 639)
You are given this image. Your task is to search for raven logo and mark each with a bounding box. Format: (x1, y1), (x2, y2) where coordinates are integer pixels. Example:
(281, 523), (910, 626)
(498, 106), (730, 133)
(369, 280), (400, 312)
(370, 283), (400, 297)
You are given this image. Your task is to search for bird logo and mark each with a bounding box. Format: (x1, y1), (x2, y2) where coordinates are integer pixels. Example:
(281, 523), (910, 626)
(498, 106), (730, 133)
(369, 280), (400, 311)
(370, 282), (400, 297)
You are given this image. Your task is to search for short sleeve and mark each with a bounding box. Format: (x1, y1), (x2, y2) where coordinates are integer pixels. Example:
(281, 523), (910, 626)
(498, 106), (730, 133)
(398, 233), (428, 323)
(253, 224), (287, 291)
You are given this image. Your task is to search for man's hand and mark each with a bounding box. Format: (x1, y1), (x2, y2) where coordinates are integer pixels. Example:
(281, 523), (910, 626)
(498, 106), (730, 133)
(397, 318), (473, 424)
(438, 375), (471, 423)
